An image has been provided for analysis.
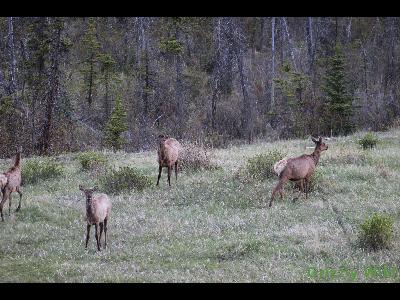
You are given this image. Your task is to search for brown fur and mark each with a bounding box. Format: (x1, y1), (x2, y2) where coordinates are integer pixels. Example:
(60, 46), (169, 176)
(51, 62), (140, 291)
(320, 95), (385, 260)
(0, 150), (23, 221)
(269, 137), (328, 207)
(156, 134), (182, 187)
(79, 185), (111, 251)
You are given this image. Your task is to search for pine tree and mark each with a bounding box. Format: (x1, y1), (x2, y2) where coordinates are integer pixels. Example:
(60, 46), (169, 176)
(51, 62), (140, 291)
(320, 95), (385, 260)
(104, 95), (128, 150)
(99, 53), (118, 122)
(80, 18), (101, 107)
(324, 43), (353, 136)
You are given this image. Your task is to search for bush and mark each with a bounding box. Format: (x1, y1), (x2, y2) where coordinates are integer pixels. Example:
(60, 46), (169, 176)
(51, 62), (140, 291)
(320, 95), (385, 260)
(359, 213), (394, 251)
(359, 132), (379, 150)
(99, 166), (152, 194)
(76, 151), (108, 172)
(180, 142), (220, 172)
(291, 169), (324, 193)
(22, 158), (64, 185)
(244, 149), (286, 181)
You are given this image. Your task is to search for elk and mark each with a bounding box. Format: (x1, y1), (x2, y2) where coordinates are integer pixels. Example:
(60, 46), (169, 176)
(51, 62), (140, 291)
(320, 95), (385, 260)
(0, 149), (23, 221)
(79, 185), (111, 251)
(269, 136), (328, 207)
(156, 134), (181, 187)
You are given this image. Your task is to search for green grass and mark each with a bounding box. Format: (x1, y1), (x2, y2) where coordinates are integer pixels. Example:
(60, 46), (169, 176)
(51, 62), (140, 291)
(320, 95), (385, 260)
(1, 129), (400, 282)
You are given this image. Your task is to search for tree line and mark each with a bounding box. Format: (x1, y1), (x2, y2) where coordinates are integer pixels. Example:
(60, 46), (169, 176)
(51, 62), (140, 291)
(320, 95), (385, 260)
(0, 17), (399, 157)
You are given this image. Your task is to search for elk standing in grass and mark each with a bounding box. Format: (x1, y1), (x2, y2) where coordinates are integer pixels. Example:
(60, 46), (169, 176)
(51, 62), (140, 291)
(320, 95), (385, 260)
(269, 137), (328, 207)
(156, 134), (181, 187)
(79, 185), (111, 251)
(0, 149), (23, 221)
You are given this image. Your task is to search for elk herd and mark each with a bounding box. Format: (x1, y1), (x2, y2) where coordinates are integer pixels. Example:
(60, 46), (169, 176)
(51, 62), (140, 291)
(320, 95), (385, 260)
(0, 135), (328, 251)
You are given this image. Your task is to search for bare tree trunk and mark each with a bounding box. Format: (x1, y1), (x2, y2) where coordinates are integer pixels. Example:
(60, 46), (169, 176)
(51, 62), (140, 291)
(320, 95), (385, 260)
(271, 17), (275, 109)
(282, 17), (297, 71)
(7, 17), (17, 95)
(210, 17), (222, 131)
(306, 17), (315, 75)
(346, 17), (352, 41)
(40, 18), (63, 155)
(104, 70), (109, 120)
(175, 53), (184, 138)
(335, 17), (338, 44)
(174, 24), (185, 139)
(87, 53), (94, 106)
(232, 19), (253, 143)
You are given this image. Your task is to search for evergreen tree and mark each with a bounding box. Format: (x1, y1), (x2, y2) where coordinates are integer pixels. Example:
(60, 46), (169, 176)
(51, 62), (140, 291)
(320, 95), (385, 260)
(273, 62), (312, 137)
(80, 18), (101, 107)
(104, 95), (128, 150)
(99, 53), (118, 122)
(324, 43), (353, 136)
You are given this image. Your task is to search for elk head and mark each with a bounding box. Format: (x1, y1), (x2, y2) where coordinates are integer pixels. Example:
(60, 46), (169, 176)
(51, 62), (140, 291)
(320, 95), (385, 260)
(79, 185), (98, 203)
(311, 136), (328, 151)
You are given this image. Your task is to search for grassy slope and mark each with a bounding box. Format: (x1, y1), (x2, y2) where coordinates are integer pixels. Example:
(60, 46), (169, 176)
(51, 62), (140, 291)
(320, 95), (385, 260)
(1, 129), (400, 282)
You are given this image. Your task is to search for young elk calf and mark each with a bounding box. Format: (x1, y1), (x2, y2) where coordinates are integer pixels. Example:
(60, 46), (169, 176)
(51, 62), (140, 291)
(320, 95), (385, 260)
(269, 137), (328, 208)
(1, 150), (23, 222)
(156, 134), (181, 187)
(79, 185), (111, 251)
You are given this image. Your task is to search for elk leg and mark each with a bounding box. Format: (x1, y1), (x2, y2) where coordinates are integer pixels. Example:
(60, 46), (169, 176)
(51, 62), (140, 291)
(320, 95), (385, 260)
(167, 166), (172, 187)
(94, 223), (101, 251)
(156, 166), (162, 186)
(279, 189), (284, 200)
(16, 187), (22, 212)
(300, 179), (305, 195)
(304, 178), (309, 199)
(175, 161), (178, 181)
(294, 180), (304, 203)
(8, 192), (12, 215)
(270, 178), (287, 207)
(99, 222), (104, 248)
(85, 224), (91, 249)
(104, 218), (108, 248)
(0, 189), (10, 221)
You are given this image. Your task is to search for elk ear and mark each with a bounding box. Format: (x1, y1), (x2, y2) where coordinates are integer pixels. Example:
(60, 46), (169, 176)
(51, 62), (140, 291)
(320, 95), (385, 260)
(311, 136), (319, 144)
(79, 185), (85, 191)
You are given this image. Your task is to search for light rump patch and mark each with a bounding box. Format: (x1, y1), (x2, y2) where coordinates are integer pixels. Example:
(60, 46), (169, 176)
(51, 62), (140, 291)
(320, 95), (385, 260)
(0, 174), (7, 189)
(274, 158), (289, 177)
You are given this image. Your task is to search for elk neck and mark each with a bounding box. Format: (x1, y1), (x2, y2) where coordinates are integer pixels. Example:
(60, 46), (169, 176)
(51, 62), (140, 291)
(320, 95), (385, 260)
(86, 198), (94, 216)
(311, 147), (322, 165)
(159, 140), (166, 158)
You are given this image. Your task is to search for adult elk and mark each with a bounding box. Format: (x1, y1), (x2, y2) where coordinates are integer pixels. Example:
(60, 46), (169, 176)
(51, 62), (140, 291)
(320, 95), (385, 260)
(269, 136), (328, 207)
(156, 134), (181, 187)
(79, 185), (111, 251)
(0, 149), (23, 221)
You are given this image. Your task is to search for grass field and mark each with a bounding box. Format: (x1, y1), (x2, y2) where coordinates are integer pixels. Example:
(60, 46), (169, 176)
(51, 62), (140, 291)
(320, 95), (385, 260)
(1, 129), (400, 282)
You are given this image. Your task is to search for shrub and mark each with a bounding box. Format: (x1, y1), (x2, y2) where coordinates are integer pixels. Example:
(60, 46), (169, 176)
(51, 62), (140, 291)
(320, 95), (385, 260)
(244, 149), (286, 181)
(203, 132), (228, 149)
(359, 213), (394, 251)
(104, 96), (128, 151)
(99, 166), (152, 194)
(358, 132), (379, 150)
(180, 142), (220, 172)
(390, 117), (400, 129)
(22, 158), (64, 185)
(76, 151), (108, 172)
(291, 169), (324, 193)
